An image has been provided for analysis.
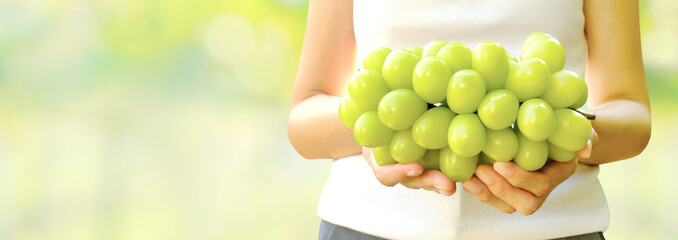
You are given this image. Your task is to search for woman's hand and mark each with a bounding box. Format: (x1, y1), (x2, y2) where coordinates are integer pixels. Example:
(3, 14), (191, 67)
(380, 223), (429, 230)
(461, 128), (597, 215)
(363, 148), (456, 196)
(462, 159), (577, 215)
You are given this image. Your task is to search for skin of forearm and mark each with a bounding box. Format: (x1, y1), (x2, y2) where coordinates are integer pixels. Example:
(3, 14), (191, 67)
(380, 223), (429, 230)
(287, 94), (362, 159)
(579, 99), (651, 165)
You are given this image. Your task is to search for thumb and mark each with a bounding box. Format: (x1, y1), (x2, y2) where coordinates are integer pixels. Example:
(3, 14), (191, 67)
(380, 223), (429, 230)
(373, 162), (424, 187)
(364, 147), (424, 186)
(577, 127), (598, 159)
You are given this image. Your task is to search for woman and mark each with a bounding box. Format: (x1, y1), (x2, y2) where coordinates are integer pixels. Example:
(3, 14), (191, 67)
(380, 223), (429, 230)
(288, 0), (651, 239)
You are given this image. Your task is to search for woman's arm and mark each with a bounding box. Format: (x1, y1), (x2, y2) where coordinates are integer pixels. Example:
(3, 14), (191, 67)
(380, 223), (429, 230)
(462, 0), (652, 215)
(582, 0), (651, 165)
(287, 2), (455, 195)
(287, 0), (362, 159)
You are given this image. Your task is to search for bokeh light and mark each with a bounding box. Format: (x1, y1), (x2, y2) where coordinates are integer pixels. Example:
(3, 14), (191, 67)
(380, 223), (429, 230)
(205, 13), (256, 66)
(0, 0), (675, 239)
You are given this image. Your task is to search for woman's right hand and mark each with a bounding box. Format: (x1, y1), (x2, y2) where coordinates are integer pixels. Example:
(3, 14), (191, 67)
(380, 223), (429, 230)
(363, 147), (456, 196)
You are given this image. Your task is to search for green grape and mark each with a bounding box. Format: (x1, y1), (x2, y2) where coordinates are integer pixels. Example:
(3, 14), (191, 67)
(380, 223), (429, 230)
(448, 113), (486, 157)
(419, 149), (440, 170)
(363, 47), (392, 72)
(520, 32), (553, 58)
(413, 57), (453, 103)
(548, 142), (576, 162)
(505, 58), (552, 102)
(477, 89), (519, 130)
(390, 129), (427, 164)
(570, 78), (589, 109)
(507, 51), (518, 64)
(541, 70), (587, 108)
(446, 69), (486, 114)
(422, 40), (449, 58)
(549, 108), (592, 151)
(353, 111), (395, 147)
(483, 128), (518, 162)
(408, 46), (424, 58)
(338, 96), (367, 128)
(382, 49), (420, 89)
(439, 101), (449, 108)
(412, 107), (456, 149)
(378, 89), (428, 130)
(439, 147), (478, 182)
(436, 43), (472, 73)
(373, 145), (398, 165)
(471, 41), (510, 91)
(522, 38), (566, 72)
(478, 152), (497, 166)
(517, 99), (557, 141)
(348, 70), (390, 110)
(514, 129), (548, 171)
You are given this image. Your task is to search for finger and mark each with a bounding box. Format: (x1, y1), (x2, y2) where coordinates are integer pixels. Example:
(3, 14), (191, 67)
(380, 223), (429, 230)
(401, 170), (456, 195)
(475, 165), (543, 215)
(363, 147), (377, 168)
(372, 163), (424, 187)
(423, 187), (440, 194)
(539, 158), (578, 187)
(462, 176), (516, 214)
(577, 127), (598, 159)
(576, 140), (593, 159)
(364, 147), (423, 176)
(493, 162), (552, 197)
(363, 147), (425, 186)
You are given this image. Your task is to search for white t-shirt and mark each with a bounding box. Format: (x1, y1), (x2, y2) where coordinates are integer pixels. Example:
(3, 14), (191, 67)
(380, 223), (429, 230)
(316, 0), (610, 239)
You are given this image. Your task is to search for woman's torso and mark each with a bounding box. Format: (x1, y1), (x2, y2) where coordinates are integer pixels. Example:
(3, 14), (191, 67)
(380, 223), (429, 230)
(317, 1), (609, 239)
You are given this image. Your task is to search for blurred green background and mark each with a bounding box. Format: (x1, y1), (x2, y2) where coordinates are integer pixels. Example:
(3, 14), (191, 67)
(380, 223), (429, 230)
(0, 0), (675, 239)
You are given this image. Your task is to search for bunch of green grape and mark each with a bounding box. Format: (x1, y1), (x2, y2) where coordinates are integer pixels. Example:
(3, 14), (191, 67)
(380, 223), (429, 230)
(339, 33), (592, 182)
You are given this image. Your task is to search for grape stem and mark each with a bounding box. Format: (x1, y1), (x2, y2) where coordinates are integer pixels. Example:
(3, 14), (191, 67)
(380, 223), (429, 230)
(570, 108), (596, 120)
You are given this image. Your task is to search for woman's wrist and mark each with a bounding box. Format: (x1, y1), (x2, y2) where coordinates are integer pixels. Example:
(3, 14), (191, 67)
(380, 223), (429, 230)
(576, 99), (650, 165)
(288, 94), (362, 159)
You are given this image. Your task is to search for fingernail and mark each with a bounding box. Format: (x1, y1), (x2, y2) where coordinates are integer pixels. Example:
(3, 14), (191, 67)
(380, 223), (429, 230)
(440, 190), (454, 196)
(406, 170), (421, 177)
(464, 181), (481, 194)
(435, 184), (451, 191)
(495, 163), (514, 178)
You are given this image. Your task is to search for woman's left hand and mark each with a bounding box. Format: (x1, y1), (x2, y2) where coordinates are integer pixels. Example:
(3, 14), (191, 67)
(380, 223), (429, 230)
(462, 129), (597, 215)
(462, 159), (577, 215)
